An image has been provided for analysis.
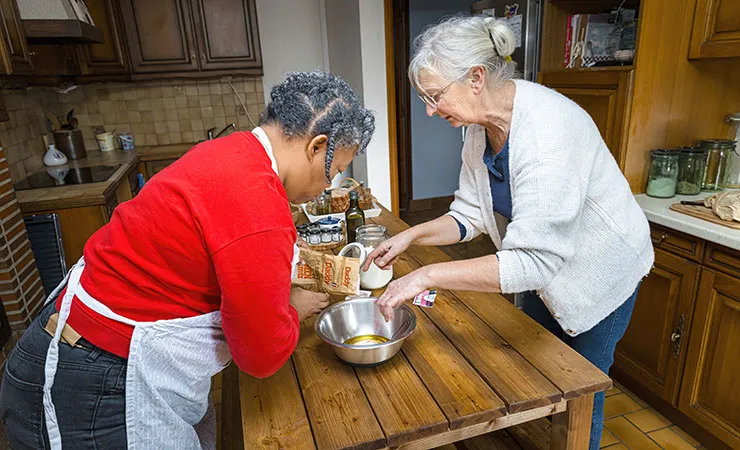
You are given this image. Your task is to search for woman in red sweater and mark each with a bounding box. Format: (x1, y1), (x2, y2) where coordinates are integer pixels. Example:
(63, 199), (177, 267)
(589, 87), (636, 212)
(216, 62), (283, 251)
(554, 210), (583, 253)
(0, 71), (375, 450)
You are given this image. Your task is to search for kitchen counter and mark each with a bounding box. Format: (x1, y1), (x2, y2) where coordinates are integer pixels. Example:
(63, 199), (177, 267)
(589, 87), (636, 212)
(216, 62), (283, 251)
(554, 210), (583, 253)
(136, 143), (194, 162)
(15, 150), (139, 213)
(635, 193), (740, 251)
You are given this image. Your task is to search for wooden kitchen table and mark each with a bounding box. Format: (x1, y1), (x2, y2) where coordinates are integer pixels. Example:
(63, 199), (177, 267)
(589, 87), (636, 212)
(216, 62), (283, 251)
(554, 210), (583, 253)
(235, 210), (611, 450)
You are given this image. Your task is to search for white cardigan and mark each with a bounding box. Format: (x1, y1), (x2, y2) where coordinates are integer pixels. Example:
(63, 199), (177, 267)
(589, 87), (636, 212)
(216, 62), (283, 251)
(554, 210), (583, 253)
(447, 80), (654, 336)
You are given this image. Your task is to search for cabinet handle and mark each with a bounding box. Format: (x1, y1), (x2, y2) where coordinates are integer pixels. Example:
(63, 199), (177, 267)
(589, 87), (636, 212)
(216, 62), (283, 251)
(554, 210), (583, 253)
(651, 233), (668, 246)
(28, 51), (36, 56)
(200, 53), (206, 64)
(672, 314), (686, 358)
(190, 54), (196, 63)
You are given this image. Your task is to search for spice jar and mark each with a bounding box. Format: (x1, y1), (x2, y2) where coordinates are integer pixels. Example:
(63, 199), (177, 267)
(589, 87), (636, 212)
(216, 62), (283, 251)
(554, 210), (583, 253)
(320, 228), (332, 243)
(355, 225), (393, 289)
(315, 190), (331, 215)
(719, 140), (740, 189)
(646, 150), (679, 198)
(331, 226), (342, 242)
(676, 147), (706, 195)
(697, 140), (733, 190)
(308, 229), (321, 245)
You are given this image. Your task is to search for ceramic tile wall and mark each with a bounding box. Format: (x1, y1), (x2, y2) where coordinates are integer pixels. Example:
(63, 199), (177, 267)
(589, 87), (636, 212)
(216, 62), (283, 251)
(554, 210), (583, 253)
(0, 76), (265, 183)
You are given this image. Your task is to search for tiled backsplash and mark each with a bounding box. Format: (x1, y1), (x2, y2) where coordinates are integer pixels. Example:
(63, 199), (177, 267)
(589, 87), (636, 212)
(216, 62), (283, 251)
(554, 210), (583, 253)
(0, 76), (265, 183)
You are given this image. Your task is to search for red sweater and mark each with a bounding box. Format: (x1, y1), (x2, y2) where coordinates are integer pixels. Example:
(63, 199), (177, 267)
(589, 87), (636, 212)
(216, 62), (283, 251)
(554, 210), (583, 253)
(57, 132), (299, 378)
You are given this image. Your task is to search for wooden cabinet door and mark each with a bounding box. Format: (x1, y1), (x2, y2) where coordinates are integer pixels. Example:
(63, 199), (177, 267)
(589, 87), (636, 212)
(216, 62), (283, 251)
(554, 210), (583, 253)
(145, 158), (178, 178)
(79, 0), (129, 76)
(119, 0), (198, 74)
(678, 269), (740, 448)
(613, 248), (699, 405)
(191, 0), (262, 71)
(538, 70), (633, 169)
(0, 0), (32, 74)
(689, 0), (740, 59)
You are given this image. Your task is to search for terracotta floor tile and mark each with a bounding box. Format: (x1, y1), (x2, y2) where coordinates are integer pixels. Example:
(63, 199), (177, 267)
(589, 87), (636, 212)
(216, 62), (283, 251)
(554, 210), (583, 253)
(604, 393), (644, 418)
(670, 426), (700, 446)
(604, 417), (662, 450)
(619, 386), (650, 408)
(600, 427), (619, 447)
(625, 408), (672, 433)
(603, 445), (628, 450)
(649, 427), (697, 450)
(605, 385), (622, 397)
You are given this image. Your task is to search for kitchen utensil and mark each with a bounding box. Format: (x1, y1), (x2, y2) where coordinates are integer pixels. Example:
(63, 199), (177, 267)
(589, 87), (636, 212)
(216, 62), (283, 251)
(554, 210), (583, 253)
(314, 297), (416, 367)
(679, 200), (707, 206)
(53, 129), (87, 160)
(45, 112), (61, 131)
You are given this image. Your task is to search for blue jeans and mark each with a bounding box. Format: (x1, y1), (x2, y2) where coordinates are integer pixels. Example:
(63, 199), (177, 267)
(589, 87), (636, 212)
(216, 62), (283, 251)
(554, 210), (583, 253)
(521, 287), (639, 450)
(0, 301), (128, 449)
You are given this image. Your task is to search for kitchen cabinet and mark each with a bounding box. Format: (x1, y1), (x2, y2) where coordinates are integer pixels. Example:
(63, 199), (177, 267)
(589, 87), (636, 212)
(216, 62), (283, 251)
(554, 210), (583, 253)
(190, 0), (261, 71)
(689, 0), (740, 59)
(119, 0), (199, 74)
(120, 0), (261, 77)
(612, 223), (740, 449)
(613, 248), (698, 405)
(27, 44), (80, 77)
(0, 0), (33, 74)
(78, 0), (129, 77)
(538, 69), (633, 168)
(144, 158), (178, 179)
(678, 268), (740, 448)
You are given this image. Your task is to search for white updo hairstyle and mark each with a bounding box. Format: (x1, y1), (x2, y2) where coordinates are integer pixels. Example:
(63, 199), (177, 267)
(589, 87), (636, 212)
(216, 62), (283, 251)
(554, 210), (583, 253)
(409, 15), (517, 96)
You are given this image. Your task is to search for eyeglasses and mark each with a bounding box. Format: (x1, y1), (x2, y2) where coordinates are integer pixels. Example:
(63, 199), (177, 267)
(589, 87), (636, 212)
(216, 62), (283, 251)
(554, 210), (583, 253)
(417, 74), (467, 109)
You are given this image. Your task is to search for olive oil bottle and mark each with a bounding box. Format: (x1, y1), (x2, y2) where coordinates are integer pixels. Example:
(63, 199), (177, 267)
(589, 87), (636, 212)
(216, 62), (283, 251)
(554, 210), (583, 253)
(345, 190), (365, 242)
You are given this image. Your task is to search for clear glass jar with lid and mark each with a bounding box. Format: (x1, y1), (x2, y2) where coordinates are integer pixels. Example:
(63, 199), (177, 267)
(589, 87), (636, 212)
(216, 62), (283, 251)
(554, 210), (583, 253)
(676, 147), (705, 195)
(697, 139), (734, 190)
(355, 225), (393, 289)
(719, 140), (740, 189)
(646, 150), (679, 198)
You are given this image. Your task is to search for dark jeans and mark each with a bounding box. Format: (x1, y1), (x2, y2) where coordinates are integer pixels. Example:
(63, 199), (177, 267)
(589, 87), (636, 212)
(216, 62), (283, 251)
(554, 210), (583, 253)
(521, 287), (638, 450)
(0, 301), (128, 449)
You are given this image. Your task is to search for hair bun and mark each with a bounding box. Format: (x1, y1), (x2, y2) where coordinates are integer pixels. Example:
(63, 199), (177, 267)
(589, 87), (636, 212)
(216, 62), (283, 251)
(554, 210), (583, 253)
(486, 18), (516, 58)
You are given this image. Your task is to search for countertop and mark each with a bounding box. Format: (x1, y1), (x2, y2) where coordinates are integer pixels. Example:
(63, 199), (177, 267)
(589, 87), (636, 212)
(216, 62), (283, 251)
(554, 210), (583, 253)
(15, 151), (139, 213)
(136, 143), (194, 162)
(635, 193), (740, 251)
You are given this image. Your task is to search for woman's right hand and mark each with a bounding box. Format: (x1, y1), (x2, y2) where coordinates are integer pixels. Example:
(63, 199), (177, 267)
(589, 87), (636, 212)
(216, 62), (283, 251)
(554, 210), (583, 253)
(363, 231), (414, 271)
(290, 287), (330, 321)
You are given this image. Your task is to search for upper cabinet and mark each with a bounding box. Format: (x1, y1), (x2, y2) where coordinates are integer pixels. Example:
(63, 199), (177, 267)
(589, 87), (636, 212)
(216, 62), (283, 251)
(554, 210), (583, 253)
(0, 0), (32, 75)
(119, 0), (199, 74)
(120, 0), (261, 77)
(78, 0), (129, 77)
(191, 0), (261, 71)
(689, 0), (740, 59)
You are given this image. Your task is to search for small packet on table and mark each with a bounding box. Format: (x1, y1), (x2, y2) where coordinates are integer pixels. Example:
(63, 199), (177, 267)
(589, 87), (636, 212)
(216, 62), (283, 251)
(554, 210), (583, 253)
(292, 247), (361, 296)
(413, 289), (437, 308)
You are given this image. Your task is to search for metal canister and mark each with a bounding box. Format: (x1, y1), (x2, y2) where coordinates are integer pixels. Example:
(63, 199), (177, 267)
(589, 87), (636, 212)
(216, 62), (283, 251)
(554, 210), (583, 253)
(53, 129), (87, 160)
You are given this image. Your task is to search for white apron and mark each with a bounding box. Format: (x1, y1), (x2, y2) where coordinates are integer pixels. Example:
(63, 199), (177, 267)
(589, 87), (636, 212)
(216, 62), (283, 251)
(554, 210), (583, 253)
(41, 258), (232, 450)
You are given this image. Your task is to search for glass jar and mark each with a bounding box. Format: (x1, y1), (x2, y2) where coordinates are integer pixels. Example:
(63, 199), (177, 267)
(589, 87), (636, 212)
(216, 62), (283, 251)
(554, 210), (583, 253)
(331, 226), (342, 242)
(320, 228), (332, 243)
(355, 225), (393, 289)
(646, 150), (679, 198)
(308, 229), (321, 245)
(315, 190), (331, 215)
(719, 140), (740, 189)
(676, 147), (706, 195)
(697, 140), (734, 190)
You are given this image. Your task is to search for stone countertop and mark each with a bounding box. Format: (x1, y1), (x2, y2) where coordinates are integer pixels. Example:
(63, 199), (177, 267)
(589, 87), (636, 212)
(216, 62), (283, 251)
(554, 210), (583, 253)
(635, 193), (740, 251)
(15, 150), (139, 213)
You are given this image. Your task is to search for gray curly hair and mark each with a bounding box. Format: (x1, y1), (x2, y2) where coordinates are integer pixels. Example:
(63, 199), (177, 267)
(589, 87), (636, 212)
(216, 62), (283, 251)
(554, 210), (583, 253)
(260, 71), (375, 182)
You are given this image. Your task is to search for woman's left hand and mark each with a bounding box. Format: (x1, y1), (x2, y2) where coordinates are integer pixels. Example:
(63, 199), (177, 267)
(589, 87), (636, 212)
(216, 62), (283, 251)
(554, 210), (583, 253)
(377, 268), (429, 321)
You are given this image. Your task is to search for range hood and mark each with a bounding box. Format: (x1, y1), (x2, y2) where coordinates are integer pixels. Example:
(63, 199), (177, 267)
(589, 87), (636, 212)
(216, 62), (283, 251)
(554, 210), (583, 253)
(16, 0), (104, 43)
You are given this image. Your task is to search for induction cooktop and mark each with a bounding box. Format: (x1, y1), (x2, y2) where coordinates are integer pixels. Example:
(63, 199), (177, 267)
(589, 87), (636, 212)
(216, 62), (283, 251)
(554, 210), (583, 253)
(13, 165), (122, 191)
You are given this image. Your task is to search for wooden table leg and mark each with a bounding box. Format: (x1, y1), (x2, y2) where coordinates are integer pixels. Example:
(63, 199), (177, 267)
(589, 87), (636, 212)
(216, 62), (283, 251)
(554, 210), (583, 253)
(550, 394), (594, 450)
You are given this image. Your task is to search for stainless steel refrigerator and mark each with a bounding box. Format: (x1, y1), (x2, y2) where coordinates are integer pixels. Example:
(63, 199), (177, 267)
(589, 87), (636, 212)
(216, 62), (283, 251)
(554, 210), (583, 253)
(471, 0), (543, 82)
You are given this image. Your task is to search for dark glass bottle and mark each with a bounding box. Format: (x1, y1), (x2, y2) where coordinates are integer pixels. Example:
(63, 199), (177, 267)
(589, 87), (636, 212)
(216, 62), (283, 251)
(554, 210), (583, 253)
(345, 191), (365, 242)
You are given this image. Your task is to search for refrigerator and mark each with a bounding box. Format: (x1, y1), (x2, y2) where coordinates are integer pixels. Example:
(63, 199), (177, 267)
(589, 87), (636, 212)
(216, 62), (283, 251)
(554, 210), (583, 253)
(471, 0), (543, 82)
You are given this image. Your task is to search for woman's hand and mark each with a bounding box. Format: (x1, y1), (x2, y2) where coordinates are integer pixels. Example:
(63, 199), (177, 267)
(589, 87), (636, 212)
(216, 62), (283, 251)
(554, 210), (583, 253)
(295, 236), (309, 249)
(363, 231), (414, 272)
(376, 269), (429, 321)
(290, 287), (330, 321)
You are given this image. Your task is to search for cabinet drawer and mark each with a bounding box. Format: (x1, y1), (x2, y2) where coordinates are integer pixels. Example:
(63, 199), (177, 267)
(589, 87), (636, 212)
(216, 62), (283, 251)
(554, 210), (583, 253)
(145, 159), (177, 178)
(704, 243), (740, 279)
(650, 224), (704, 262)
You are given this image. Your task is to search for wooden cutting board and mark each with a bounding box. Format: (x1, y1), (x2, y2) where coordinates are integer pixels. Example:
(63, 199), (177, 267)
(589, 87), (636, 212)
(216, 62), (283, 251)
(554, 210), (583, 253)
(670, 203), (740, 230)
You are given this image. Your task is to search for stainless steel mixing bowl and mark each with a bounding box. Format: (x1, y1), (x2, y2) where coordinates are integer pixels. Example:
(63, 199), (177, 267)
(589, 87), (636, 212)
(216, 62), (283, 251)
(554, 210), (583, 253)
(314, 297), (417, 367)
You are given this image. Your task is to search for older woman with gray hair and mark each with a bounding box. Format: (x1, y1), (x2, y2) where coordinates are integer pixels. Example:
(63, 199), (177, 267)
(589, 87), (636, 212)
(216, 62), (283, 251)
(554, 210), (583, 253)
(364, 15), (652, 449)
(1, 71), (374, 450)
